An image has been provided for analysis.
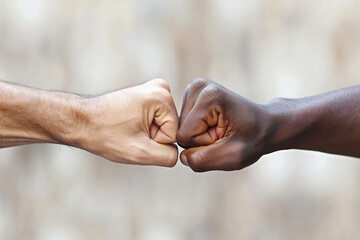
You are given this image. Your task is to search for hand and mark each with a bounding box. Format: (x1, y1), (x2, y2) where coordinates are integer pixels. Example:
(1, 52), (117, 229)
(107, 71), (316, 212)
(76, 79), (179, 167)
(176, 78), (271, 172)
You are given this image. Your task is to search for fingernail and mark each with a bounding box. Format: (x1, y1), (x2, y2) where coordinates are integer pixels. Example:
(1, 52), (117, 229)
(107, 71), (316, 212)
(180, 154), (188, 166)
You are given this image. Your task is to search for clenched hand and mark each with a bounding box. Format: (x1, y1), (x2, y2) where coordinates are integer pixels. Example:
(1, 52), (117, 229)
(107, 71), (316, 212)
(79, 79), (179, 166)
(177, 79), (271, 172)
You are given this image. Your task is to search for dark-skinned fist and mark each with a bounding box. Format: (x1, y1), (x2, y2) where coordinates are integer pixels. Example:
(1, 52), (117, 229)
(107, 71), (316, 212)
(176, 78), (272, 172)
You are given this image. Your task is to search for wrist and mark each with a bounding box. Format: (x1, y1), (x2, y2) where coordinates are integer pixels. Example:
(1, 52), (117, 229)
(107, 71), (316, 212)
(263, 98), (297, 154)
(44, 94), (91, 148)
(66, 92), (127, 152)
(262, 97), (316, 154)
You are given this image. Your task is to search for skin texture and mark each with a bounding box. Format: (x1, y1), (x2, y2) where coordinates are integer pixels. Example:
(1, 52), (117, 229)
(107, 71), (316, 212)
(2, 77), (360, 171)
(177, 78), (360, 172)
(0, 79), (178, 167)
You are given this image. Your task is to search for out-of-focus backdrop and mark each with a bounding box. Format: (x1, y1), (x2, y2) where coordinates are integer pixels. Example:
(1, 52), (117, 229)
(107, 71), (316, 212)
(1, 0), (360, 239)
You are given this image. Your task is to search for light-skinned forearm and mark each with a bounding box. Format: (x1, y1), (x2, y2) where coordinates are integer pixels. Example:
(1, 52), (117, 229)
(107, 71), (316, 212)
(0, 81), (87, 148)
(265, 85), (360, 157)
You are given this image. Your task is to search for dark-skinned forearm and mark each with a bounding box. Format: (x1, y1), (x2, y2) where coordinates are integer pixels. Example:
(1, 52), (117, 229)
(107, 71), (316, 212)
(265, 85), (360, 157)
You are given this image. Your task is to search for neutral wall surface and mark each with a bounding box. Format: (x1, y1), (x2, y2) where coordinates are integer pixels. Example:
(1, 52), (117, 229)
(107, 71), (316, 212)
(0, 0), (360, 239)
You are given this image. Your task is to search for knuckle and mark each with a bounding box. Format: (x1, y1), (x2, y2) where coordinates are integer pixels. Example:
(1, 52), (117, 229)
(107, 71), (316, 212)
(155, 78), (170, 89)
(185, 78), (209, 93)
(192, 78), (209, 89)
(152, 87), (172, 102)
(198, 85), (221, 104)
(268, 97), (291, 106)
(193, 78), (209, 85)
(153, 77), (167, 84)
(149, 78), (168, 86)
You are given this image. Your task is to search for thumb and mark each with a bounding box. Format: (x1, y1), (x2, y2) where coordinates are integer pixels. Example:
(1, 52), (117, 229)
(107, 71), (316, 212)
(145, 140), (178, 167)
(180, 141), (244, 172)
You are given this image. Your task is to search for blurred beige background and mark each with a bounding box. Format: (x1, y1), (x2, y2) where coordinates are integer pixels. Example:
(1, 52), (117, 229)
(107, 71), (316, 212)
(1, 0), (360, 239)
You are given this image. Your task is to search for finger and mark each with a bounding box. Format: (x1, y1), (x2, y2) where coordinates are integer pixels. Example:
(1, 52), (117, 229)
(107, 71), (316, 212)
(177, 100), (227, 148)
(180, 141), (243, 172)
(152, 90), (179, 144)
(150, 122), (160, 139)
(190, 126), (219, 145)
(145, 78), (171, 92)
(179, 78), (210, 126)
(179, 87), (189, 124)
(177, 104), (211, 148)
(145, 141), (178, 167)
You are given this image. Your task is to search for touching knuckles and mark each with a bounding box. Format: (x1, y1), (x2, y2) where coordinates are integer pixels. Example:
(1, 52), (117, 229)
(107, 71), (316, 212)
(116, 78), (261, 170)
(144, 78), (237, 171)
